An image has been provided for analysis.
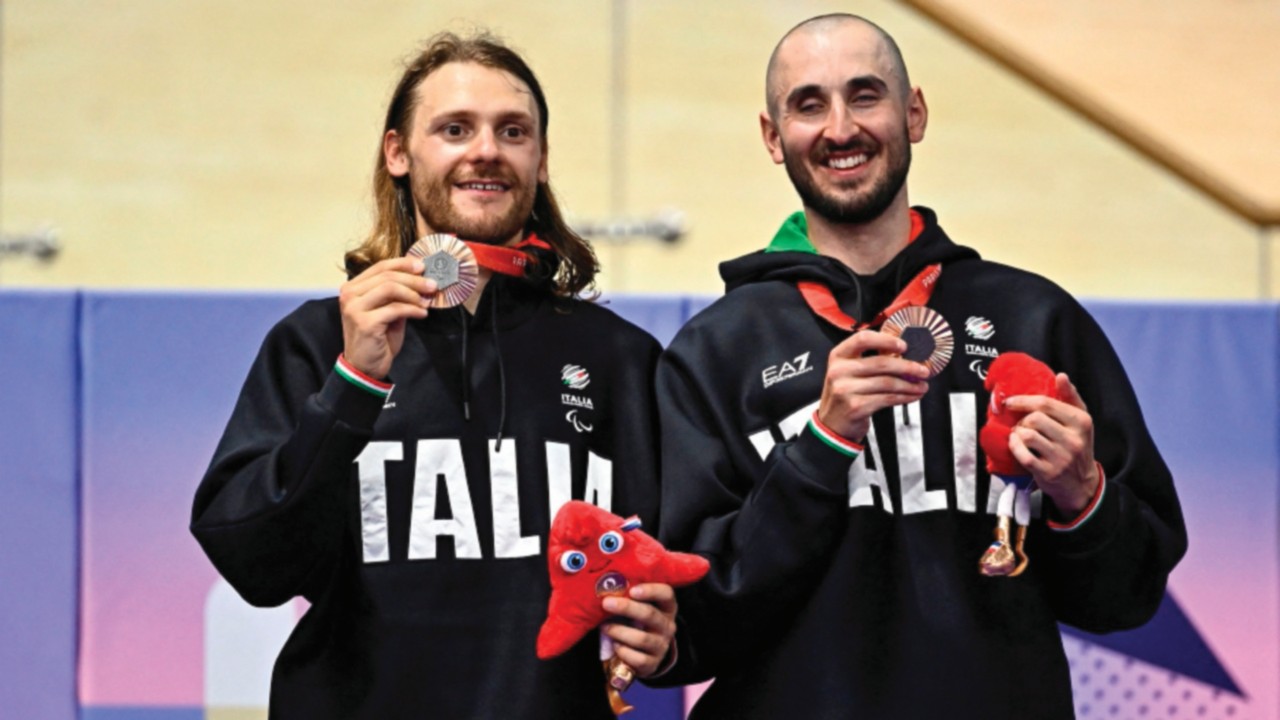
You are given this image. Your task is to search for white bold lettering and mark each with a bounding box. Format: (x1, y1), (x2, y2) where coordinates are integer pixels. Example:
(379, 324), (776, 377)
(779, 401), (817, 441)
(546, 441), (573, 522)
(490, 440), (540, 558)
(356, 442), (403, 564)
(408, 439), (481, 560)
(849, 422), (895, 513)
(746, 395), (1002, 519)
(749, 400), (818, 459)
(548, 442), (615, 516)
(951, 393), (979, 513)
(584, 450), (613, 512)
(898, 401), (947, 514)
(748, 426), (774, 460)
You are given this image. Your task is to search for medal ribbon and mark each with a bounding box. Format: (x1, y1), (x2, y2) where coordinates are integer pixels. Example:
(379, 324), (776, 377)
(798, 263), (941, 332)
(466, 234), (552, 277)
(795, 210), (938, 331)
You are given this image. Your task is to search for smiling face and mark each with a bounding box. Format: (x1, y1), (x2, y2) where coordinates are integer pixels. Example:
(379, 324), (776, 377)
(555, 525), (631, 597)
(762, 19), (927, 226)
(384, 61), (548, 245)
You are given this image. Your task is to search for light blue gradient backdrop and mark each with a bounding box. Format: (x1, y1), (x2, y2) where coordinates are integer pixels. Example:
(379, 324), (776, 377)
(2, 292), (1275, 718)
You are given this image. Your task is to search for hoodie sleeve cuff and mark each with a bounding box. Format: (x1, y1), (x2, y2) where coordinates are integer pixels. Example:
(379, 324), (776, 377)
(645, 641), (679, 680)
(334, 354), (393, 397)
(781, 412), (863, 486)
(1047, 462), (1107, 532)
(1045, 463), (1118, 556)
(806, 411), (864, 457)
(321, 355), (390, 431)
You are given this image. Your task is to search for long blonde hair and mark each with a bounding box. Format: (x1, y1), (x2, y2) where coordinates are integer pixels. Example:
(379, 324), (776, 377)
(344, 31), (598, 297)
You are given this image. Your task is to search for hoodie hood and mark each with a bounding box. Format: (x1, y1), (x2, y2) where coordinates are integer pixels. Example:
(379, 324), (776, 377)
(719, 217), (856, 295)
(720, 206), (981, 322)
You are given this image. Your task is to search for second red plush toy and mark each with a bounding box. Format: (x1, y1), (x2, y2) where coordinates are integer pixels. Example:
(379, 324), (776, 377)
(978, 352), (1059, 577)
(537, 500), (709, 714)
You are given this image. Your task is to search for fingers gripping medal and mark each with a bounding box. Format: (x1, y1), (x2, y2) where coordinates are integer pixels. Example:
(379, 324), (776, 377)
(881, 306), (954, 377)
(407, 234), (479, 308)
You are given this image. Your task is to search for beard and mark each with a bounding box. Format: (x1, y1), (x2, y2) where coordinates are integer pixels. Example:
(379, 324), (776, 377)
(411, 161), (537, 245)
(782, 127), (912, 226)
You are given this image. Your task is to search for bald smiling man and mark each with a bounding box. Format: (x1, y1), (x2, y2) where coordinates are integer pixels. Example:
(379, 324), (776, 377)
(652, 14), (1187, 719)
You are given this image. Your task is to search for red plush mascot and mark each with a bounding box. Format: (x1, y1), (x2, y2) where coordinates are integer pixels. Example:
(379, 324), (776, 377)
(538, 501), (709, 714)
(978, 352), (1059, 577)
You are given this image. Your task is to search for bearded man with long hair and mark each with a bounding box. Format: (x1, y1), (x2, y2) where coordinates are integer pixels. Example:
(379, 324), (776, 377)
(192, 31), (675, 719)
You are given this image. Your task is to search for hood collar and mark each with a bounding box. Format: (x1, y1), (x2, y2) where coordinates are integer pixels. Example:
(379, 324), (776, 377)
(719, 206), (980, 296)
(765, 211), (816, 254)
(764, 209), (927, 254)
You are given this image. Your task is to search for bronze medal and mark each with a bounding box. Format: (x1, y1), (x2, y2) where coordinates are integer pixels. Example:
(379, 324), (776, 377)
(407, 234), (479, 309)
(881, 306), (954, 377)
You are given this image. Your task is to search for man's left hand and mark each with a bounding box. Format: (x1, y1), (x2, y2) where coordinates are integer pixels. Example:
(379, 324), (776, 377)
(601, 583), (678, 678)
(1004, 373), (1101, 516)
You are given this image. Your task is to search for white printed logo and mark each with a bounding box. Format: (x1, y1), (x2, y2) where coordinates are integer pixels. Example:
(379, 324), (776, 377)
(762, 351), (814, 389)
(561, 393), (595, 410)
(566, 409), (594, 433)
(382, 386), (396, 410)
(561, 364), (591, 390)
(969, 359), (989, 380)
(965, 316), (995, 341)
(964, 343), (998, 359)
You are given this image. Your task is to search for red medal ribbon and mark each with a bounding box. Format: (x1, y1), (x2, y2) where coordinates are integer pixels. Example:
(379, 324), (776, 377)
(464, 234), (552, 277)
(795, 210), (938, 331)
(798, 263), (941, 331)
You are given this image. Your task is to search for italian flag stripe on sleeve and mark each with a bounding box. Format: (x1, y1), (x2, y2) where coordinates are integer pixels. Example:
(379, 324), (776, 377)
(1048, 463), (1107, 532)
(335, 354), (393, 398)
(807, 411), (864, 458)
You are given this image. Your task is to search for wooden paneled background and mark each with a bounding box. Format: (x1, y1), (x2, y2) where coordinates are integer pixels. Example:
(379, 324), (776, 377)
(3, 0), (1277, 298)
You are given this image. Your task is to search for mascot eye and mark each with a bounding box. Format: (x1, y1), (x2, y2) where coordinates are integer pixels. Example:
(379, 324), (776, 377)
(599, 531), (624, 554)
(559, 550), (587, 573)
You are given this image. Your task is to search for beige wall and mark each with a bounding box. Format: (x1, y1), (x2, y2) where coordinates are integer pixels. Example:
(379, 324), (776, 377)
(3, 0), (1276, 298)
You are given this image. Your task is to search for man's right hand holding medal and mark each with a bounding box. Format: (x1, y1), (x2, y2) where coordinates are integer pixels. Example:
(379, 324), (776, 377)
(339, 257), (438, 380)
(818, 330), (931, 442)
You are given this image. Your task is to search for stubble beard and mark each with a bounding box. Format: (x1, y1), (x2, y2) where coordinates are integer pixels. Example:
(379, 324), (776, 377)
(783, 127), (912, 226)
(412, 162), (537, 245)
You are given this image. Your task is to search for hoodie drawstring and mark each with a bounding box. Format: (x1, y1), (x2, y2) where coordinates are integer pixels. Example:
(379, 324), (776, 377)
(456, 285), (510, 453)
(492, 282), (508, 452)
(459, 306), (471, 421)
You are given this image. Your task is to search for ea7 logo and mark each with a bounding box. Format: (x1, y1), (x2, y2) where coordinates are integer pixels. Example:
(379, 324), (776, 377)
(762, 351), (814, 389)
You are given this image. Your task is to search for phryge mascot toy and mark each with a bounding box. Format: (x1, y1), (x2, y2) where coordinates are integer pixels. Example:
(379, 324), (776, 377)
(537, 501), (709, 715)
(978, 352), (1059, 577)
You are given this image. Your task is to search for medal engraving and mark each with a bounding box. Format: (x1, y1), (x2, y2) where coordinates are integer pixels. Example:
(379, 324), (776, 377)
(424, 250), (459, 288)
(881, 306), (954, 377)
(406, 234), (478, 308)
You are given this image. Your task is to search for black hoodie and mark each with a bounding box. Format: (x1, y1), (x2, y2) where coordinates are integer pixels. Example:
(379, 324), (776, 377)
(191, 273), (662, 719)
(655, 208), (1186, 719)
